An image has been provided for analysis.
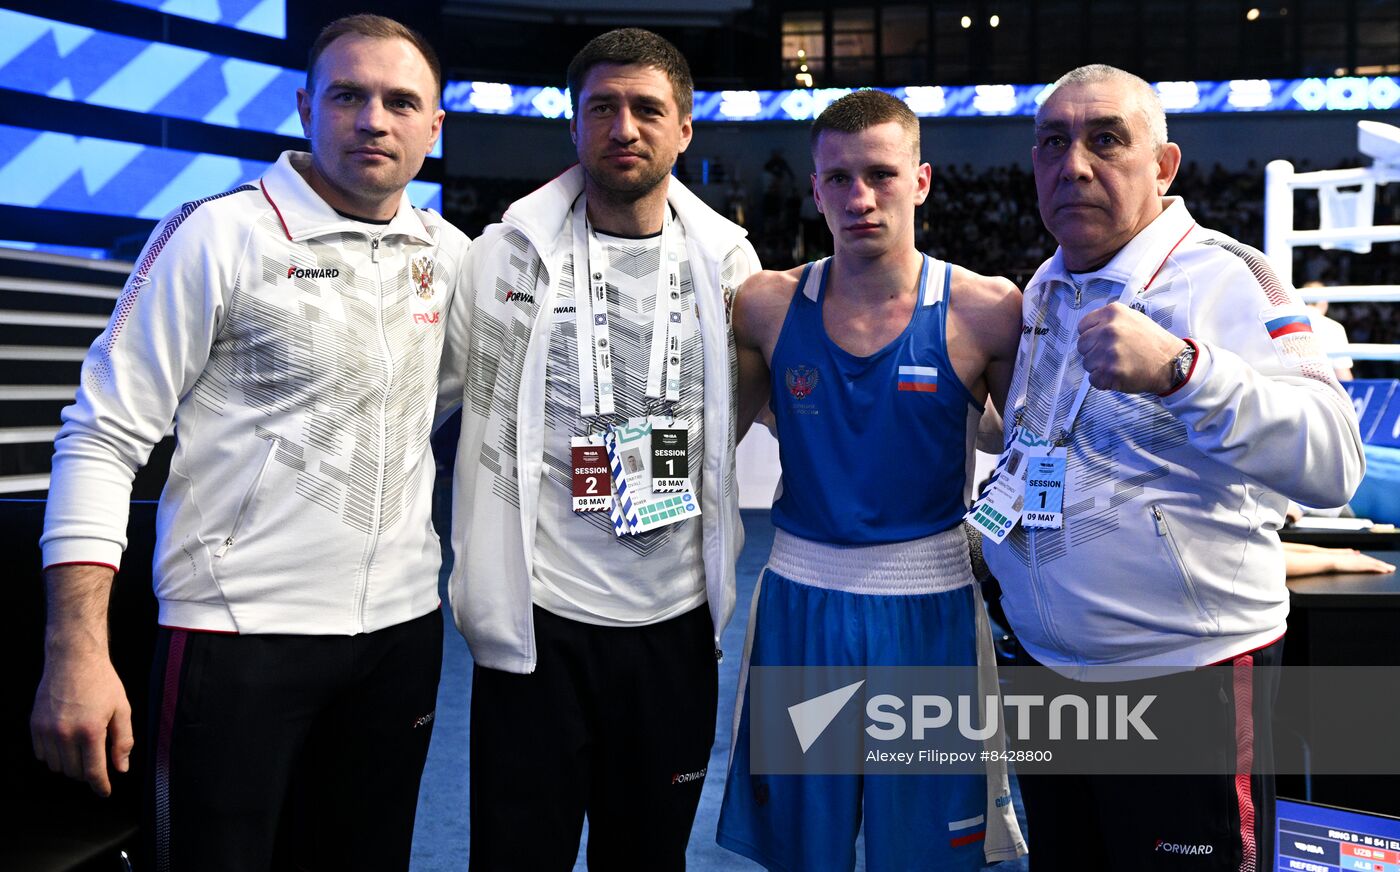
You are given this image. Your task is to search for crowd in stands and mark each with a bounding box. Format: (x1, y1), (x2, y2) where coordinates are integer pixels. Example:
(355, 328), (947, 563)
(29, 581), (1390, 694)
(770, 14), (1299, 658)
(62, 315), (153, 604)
(442, 158), (1400, 377)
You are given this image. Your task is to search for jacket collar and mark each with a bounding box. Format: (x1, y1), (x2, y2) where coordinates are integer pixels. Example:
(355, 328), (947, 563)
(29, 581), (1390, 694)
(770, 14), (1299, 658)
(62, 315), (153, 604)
(1041, 196), (1194, 287)
(258, 151), (433, 245)
(502, 165), (748, 262)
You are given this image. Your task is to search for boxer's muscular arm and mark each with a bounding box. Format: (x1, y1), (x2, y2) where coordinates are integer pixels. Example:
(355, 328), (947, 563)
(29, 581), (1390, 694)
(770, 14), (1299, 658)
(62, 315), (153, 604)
(733, 268), (803, 439)
(945, 266), (1024, 415)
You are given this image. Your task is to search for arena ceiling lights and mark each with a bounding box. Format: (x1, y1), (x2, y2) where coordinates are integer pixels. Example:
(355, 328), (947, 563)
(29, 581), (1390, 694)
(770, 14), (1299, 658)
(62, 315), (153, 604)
(444, 77), (1400, 121)
(5, 10), (1395, 129)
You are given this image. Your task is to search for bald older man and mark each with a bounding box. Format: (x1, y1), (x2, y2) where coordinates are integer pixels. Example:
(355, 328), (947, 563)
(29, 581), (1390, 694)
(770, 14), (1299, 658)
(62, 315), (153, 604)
(981, 65), (1363, 869)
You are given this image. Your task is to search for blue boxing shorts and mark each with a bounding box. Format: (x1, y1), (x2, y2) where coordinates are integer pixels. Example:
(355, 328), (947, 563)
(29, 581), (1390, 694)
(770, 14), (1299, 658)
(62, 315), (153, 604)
(716, 526), (1025, 872)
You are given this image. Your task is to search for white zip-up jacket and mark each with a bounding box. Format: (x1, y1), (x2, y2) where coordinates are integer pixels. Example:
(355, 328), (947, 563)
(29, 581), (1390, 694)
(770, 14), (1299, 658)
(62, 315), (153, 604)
(447, 166), (759, 673)
(42, 151), (471, 635)
(984, 198), (1364, 678)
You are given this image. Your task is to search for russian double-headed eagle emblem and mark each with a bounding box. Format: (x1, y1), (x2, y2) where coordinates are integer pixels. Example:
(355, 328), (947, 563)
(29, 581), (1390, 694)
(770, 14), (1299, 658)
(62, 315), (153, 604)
(412, 257), (435, 300)
(785, 365), (819, 400)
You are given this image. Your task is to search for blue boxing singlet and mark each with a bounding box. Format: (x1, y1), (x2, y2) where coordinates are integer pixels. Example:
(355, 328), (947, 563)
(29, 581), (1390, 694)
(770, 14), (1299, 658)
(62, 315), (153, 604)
(768, 255), (980, 545)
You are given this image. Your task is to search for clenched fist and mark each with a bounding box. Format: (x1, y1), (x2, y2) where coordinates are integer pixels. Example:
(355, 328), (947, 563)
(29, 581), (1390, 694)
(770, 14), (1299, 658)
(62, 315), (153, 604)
(1076, 302), (1189, 394)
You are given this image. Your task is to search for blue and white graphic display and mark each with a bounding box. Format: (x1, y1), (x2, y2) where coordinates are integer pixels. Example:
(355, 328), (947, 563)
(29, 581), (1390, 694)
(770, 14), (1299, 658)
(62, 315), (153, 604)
(1275, 798), (1400, 871)
(0, 239), (113, 260)
(0, 11), (441, 157)
(110, 0), (286, 39)
(0, 124), (442, 219)
(442, 77), (1400, 121)
(0, 10), (301, 134)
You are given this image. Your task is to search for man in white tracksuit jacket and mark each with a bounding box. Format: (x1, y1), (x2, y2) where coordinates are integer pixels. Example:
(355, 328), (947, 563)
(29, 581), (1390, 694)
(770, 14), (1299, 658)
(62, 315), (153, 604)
(450, 173), (755, 676)
(982, 64), (1364, 871)
(31, 16), (469, 870)
(446, 28), (759, 870)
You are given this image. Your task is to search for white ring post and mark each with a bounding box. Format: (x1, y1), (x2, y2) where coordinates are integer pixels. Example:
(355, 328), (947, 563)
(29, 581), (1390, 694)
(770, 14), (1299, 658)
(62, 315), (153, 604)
(1264, 159), (1295, 288)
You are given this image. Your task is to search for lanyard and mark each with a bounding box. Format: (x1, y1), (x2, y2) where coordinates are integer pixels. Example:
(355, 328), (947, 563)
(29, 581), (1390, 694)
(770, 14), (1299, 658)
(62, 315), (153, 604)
(1013, 223), (1195, 445)
(569, 196), (681, 417)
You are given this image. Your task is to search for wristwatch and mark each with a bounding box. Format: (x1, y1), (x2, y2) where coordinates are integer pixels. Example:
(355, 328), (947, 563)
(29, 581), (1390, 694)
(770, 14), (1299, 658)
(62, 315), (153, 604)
(1167, 340), (1197, 391)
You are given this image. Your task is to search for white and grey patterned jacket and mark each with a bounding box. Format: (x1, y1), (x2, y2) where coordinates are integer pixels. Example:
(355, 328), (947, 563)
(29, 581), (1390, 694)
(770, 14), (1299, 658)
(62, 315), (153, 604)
(43, 151), (471, 635)
(446, 166), (759, 673)
(985, 198), (1364, 677)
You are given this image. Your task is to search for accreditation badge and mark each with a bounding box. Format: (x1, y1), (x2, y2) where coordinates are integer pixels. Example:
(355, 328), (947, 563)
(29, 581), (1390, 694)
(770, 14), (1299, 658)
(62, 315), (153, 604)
(965, 425), (1051, 543)
(605, 417), (701, 537)
(1021, 446), (1066, 529)
(650, 417), (690, 492)
(570, 434), (611, 512)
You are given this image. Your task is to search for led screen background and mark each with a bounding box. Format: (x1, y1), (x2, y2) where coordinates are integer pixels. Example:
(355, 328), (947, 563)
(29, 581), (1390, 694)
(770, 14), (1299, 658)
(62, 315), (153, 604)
(1, 7), (1396, 243)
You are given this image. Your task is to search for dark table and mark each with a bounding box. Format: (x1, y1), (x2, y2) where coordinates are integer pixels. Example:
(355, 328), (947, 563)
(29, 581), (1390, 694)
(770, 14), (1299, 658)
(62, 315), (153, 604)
(1279, 526), (1400, 550)
(1286, 551), (1400, 606)
(1281, 550), (1400, 817)
(6, 499), (155, 869)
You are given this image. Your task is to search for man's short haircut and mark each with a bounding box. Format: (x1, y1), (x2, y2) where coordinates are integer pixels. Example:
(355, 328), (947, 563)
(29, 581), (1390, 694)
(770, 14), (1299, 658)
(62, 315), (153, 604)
(566, 28), (694, 119)
(810, 89), (921, 161)
(306, 14), (443, 105)
(1037, 64), (1167, 152)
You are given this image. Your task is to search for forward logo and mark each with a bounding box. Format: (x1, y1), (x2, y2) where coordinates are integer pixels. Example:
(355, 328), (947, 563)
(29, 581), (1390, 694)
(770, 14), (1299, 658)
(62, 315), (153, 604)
(670, 768), (707, 785)
(1155, 840), (1214, 856)
(286, 266), (340, 279)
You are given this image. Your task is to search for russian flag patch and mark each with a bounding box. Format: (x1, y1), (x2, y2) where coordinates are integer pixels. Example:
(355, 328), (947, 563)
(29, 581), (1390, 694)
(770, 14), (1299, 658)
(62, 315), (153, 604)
(1264, 314), (1312, 339)
(948, 813), (986, 848)
(1260, 306), (1324, 369)
(898, 365), (938, 393)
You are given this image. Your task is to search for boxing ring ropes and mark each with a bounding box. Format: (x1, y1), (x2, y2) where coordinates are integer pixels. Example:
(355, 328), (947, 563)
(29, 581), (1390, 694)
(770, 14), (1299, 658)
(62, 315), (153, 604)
(1265, 120), (1400, 364)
